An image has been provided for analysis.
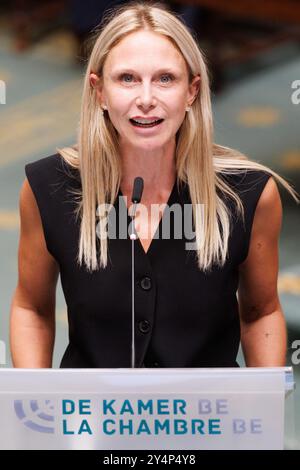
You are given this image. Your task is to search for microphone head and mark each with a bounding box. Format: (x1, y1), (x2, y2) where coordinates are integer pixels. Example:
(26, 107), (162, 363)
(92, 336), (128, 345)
(131, 177), (144, 203)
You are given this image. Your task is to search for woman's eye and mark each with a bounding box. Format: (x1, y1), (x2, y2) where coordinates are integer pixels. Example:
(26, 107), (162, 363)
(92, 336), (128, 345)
(120, 74), (133, 83)
(160, 74), (173, 83)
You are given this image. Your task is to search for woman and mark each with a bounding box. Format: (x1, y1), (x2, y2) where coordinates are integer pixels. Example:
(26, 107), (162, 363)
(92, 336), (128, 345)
(10, 1), (298, 368)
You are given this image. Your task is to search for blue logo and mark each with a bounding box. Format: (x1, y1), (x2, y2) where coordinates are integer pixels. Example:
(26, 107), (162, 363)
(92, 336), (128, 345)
(14, 400), (55, 433)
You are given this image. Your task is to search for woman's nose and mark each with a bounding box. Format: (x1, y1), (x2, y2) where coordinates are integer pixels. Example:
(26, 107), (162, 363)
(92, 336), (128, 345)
(136, 82), (157, 107)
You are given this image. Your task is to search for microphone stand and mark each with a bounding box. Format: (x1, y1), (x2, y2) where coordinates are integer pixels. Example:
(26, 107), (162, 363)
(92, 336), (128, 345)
(130, 203), (138, 369)
(129, 177), (144, 368)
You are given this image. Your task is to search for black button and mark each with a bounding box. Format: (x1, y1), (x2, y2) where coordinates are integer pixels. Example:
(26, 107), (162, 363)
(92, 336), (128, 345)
(138, 320), (151, 334)
(153, 362), (160, 367)
(140, 276), (152, 290)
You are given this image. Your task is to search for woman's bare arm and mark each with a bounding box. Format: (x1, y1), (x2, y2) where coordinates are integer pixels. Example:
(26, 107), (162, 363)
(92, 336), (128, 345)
(238, 177), (287, 366)
(10, 178), (59, 367)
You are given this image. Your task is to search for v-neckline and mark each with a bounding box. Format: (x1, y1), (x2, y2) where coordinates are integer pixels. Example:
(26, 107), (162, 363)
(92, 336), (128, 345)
(117, 180), (177, 256)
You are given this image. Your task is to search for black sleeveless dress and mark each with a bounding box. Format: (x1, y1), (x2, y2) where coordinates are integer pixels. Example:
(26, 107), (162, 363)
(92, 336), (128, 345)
(24, 153), (271, 368)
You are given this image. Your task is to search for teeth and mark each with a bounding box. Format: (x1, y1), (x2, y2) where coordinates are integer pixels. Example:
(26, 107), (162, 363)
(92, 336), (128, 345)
(132, 118), (160, 124)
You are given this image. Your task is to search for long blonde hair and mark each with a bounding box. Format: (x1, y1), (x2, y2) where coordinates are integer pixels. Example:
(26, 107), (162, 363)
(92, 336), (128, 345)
(57, 0), (298, 272)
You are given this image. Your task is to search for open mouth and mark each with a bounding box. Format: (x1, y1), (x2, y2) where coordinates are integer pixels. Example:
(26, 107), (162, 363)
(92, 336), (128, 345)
(129, 118), (164, 128)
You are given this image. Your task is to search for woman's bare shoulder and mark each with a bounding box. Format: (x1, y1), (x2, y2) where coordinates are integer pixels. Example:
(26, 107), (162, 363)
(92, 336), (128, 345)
(252, 176), (282, 237)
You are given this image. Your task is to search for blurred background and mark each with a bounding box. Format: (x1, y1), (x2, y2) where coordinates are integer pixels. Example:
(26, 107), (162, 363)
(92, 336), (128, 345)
(0, 0), (299, 448)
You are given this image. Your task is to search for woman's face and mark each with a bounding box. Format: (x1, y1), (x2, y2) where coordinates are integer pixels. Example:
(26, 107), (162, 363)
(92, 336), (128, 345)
(90, 30), (200, 151)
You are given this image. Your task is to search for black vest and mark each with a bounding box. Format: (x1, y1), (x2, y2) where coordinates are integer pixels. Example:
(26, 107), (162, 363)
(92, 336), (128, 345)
(25, 154), (271, 368)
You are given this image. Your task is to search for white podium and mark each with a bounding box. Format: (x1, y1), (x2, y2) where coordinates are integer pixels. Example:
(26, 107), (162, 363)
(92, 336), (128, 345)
(0, 367), (294, 450)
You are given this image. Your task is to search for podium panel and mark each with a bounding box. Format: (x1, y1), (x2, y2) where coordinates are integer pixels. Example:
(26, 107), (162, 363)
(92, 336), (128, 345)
(0, 367), (294, 450)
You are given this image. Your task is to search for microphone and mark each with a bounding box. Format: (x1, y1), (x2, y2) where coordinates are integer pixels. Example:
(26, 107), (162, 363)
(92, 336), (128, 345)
(131, 177), (144, 204)
(130, 177), (144, 368)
